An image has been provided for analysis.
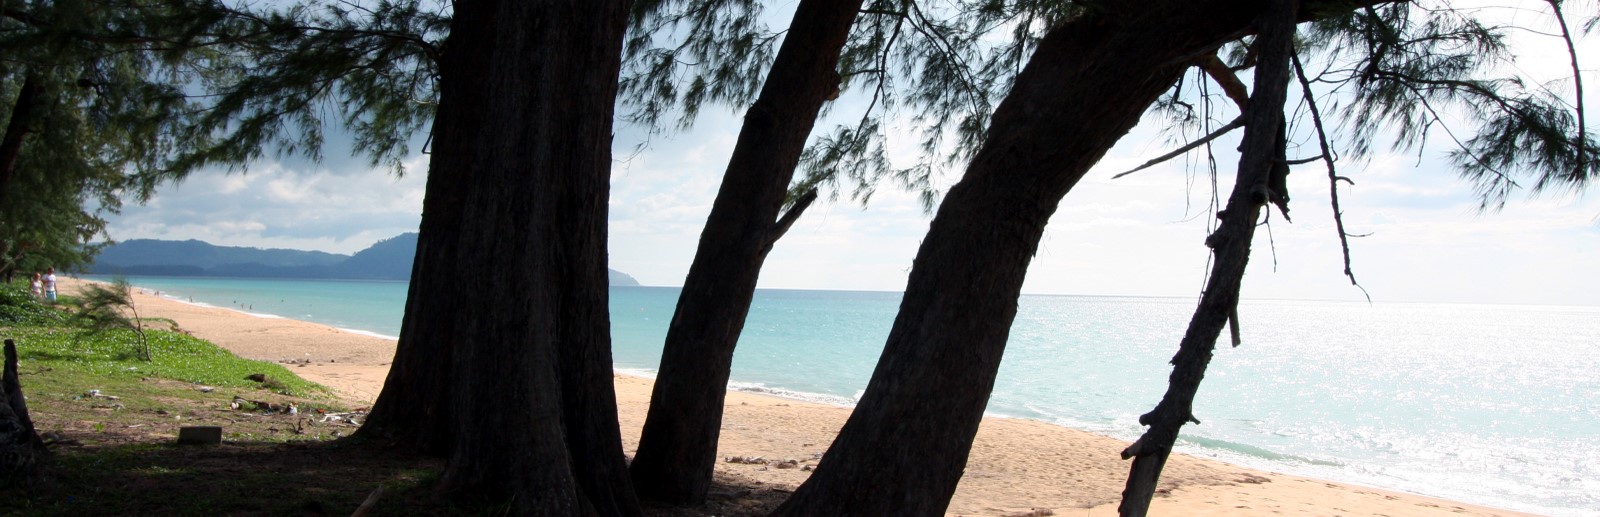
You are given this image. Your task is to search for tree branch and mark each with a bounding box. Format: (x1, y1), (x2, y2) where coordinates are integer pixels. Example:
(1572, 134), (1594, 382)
(1118, 0), (1300, 513)
(1546, 0), (1587, 180)
(764, 188), (819, 252)
(1202, 54), (1251, 111)
(1293, 50), (1371, 301)
(1112, 116), (1244, 179)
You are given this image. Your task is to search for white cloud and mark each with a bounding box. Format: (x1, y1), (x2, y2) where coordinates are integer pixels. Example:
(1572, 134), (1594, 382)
(105, 160), (425, 254)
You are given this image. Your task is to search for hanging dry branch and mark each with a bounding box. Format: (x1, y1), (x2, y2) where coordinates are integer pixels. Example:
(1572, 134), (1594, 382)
(1293, 50), (1371, 301)
(1117, 0), (1300, 514)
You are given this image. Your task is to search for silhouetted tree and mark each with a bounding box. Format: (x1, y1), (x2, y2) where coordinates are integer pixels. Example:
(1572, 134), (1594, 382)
(404, 0), (639, 513)
(627, 0), (858, 505)
(777, 0), (1595, 513)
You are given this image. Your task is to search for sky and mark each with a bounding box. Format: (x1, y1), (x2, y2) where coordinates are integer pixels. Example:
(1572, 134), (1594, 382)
(99, 3), (1600, 307)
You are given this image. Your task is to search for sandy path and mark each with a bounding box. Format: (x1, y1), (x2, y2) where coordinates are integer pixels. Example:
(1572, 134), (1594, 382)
(61, 277), (1539, 516)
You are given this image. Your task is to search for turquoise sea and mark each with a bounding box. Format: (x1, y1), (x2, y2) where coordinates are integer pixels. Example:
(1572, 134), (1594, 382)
(94, 275), (1598, 516)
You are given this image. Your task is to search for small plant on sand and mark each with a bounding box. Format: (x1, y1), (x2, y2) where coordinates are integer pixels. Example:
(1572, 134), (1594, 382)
(73, 277), (152, 361)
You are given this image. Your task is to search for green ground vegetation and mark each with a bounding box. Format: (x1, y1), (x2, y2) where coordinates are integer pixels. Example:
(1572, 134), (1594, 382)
(0, 283), (784, 515)
(0, 284), (446, 515)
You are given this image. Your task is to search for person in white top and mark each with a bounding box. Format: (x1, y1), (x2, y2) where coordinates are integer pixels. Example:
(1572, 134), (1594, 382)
(43, 267), (56, 303)
(29, 272), (42, 300)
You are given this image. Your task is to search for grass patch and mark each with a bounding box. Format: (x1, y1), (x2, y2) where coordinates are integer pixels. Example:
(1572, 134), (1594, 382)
(0, 283), (450, 516)
(3, 327), (328, 398)
(0, 282), (786, 516)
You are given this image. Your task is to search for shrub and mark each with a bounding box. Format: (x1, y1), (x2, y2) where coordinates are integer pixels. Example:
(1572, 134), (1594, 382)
(0, 284), (64, 326)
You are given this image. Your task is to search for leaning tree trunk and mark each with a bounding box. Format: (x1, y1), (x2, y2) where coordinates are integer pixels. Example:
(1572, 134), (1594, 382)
(0, 74), (43, 214)
(424, 0), (639, 514)
(2, 339), (46, 483)
(1117, 1), (1298, 515)
(628, 0), (859, 505)
(773, 0), (1340, 513)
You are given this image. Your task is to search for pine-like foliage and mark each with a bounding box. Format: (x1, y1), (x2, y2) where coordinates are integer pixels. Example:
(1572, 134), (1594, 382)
(1140, 1), (1595, 211)
(72, 277), (150, 361)
(1298, 2), (1596, 209)
(783, 0), (1596, 212)
(0, 0), (224, 273)
(619, 0), (777, 132)
(0, 0), (447, 274)
(170, 0), (447, 176)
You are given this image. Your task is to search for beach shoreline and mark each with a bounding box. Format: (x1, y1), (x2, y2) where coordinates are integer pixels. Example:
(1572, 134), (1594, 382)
(58, 276), (1541, 517)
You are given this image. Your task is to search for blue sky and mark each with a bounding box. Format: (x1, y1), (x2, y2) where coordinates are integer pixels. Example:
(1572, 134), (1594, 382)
(101, 3), (1600, 306)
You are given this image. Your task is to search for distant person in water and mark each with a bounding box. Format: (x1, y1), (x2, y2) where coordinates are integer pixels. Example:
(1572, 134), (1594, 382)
(29, 273), (42, 300)
(42, 267), (56, 303)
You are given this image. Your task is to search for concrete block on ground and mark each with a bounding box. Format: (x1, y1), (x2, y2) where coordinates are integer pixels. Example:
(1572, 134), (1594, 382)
(177, 426), (222, 445)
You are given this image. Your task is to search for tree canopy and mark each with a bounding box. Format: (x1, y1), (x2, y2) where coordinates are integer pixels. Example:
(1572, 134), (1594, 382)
(0, 0), (445, 275)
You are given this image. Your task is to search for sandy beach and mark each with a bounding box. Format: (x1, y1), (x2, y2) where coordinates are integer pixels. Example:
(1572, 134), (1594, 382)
(60, 277), (1541, 516)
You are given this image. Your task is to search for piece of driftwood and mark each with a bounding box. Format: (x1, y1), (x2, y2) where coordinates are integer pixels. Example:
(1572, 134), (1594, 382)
(350, 485), (385, 517)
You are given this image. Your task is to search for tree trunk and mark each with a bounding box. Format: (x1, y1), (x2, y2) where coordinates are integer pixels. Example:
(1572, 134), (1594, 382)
(1117, 1), (1298, 515)
(627, 0), (859, 505)
(353, 125), (465, 456)
(2, 339), (45, 483)
(0, 74), (43, 213)
(421, 0), (638, 514)
(773, 1), (1287, 514)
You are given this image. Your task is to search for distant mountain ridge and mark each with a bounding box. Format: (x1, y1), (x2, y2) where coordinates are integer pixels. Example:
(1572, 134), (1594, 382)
(89, 233), (642, 286)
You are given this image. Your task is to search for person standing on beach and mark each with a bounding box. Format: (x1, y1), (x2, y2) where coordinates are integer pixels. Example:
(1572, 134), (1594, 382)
(29, 273), (42, 300)
(42, 267), (56, 303)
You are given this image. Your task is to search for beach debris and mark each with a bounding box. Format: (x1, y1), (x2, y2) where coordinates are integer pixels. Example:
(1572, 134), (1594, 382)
(1000, 510), (1054, 517)
(318, 411), (366, 426)
(40, 431), (82, 448)
(80, 389), (120, 401)
(1235, 473), (1272, 484)
(196, 386), (215, 393)
(724, 456), (809, 470)
(229, 396), (300, 415)
(79, 389), (124, 409)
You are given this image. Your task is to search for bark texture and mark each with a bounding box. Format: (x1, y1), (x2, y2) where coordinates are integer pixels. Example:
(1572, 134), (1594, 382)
(2, 339), (45, 483)
(417, 0), (638, 514)
(354, 120), (465, 455)
(1117, 1), (1299, 515)
(773, 1), (1284, 514)
(627, 0), (860, 505)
